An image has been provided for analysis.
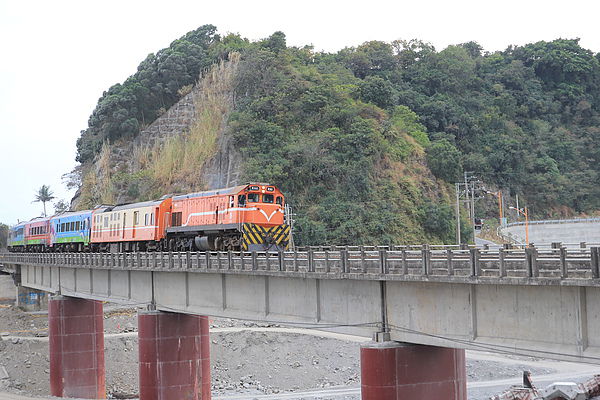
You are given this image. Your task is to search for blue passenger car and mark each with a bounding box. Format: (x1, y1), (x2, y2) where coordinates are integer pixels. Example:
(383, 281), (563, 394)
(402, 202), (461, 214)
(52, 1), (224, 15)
(7, 222), (26, 252)
(50, 210), (92, 251)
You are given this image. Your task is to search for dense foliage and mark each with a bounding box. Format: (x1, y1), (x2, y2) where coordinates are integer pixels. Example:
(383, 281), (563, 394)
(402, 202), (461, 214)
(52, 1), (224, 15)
(75, 28), (600, 244)
(76, 25), (220, 163)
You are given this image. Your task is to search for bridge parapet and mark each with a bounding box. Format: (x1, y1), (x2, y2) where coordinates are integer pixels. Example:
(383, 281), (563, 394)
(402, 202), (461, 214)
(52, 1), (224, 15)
(1, 247), (599, 286)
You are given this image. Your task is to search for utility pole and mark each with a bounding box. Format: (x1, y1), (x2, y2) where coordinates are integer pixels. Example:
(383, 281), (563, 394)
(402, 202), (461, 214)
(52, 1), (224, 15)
(455, 172), (484, 245)
(470, 179), (476, 244)
(455, 183), (461, 245)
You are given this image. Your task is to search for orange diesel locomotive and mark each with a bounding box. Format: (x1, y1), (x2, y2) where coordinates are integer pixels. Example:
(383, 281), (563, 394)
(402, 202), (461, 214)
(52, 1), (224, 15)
(168, 183), (289, 251)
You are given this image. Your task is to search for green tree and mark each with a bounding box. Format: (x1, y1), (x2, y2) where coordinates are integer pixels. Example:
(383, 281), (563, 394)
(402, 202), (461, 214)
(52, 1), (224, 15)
(426, 139), (462, 182)
(53, 199), (70, 214)
(358, 76), (395, 108)
(33, 185), (55, 217)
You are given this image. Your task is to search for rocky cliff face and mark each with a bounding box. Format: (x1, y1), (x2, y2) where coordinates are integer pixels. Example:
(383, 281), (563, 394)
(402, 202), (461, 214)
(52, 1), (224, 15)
(73, 57), (242, 210)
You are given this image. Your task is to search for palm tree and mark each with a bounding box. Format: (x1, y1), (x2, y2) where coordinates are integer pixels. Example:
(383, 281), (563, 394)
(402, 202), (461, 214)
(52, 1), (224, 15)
(33, 185), (55, 217)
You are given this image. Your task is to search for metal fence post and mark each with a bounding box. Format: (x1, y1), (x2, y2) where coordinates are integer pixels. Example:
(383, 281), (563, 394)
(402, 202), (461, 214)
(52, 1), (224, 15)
(341, 250), (348, 273)
(421, 245), (431, 276)
(252, 251), (258, 271)
(446, 249), (454, 276)
(360, 247), (367, 273)
(525, 247), (539, 278)
(379, 249), (388, 274)
(278, 251), (285, 271)
(308, 249), (314, 273)
(470, 248), (480, 277)
(498, 248), (506, 278)
(293, 251), (299, 272)
(591, 247), (600, 279)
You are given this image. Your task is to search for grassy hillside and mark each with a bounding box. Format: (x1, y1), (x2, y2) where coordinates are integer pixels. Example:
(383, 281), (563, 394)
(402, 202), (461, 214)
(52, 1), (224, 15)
(75, 27), (600, 245)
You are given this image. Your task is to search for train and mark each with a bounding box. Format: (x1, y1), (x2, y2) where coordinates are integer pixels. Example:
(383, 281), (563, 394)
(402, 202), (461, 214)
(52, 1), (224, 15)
(7, 183), (291, 253)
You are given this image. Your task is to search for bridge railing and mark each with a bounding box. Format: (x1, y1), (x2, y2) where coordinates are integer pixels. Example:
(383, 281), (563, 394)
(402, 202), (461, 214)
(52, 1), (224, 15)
(2, 246), (600, 282)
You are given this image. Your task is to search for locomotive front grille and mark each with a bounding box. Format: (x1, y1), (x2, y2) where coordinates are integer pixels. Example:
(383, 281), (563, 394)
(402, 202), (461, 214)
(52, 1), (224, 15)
(241, 223), (290, 251)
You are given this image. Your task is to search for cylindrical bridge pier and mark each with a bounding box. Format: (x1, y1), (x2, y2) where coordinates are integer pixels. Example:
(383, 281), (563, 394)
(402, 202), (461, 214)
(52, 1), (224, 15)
(138, 310), (211, 400)
(48, 295), (105, 399)
(361, 341), (466, 400)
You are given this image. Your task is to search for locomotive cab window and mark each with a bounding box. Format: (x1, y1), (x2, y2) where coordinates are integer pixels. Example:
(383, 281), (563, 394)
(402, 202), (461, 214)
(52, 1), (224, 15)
(263, 194), (274, 203)
(276, 196), (283, 205)
(238, 195), (246, 207)
(247, 193), (259, 203)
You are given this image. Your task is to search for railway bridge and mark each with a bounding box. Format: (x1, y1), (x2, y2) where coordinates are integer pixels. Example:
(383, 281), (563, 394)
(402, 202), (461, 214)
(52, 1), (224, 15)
(2, 244), (600, 400)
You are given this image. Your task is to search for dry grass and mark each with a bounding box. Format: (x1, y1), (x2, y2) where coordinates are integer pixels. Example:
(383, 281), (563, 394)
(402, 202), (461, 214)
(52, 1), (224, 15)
(76, 142), (115, 209)
(76, 54), (241, 207)
(148, 53), (240, 191)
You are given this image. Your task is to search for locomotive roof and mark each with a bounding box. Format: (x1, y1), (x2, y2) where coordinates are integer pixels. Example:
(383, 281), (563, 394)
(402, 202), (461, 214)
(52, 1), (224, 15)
(173, 185), (249, 200)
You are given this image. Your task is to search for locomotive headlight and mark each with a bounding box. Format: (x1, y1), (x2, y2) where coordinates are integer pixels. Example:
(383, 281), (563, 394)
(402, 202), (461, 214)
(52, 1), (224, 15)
(266, 187), (274, 192)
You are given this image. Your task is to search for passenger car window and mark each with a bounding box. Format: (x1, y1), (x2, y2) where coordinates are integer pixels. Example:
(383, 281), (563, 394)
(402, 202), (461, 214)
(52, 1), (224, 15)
(247, 193), (259, 203)
(263, 194), (274, 203)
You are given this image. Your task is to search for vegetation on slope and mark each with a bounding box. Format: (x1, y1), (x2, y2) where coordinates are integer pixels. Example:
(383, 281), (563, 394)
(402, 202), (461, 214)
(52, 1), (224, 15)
(75, 26), (600, 244)
(76, 25), (220, 164)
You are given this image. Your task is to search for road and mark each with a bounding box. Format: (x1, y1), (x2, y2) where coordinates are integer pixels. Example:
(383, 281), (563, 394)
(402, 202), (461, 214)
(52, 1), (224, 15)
(502, 220), (600, 245)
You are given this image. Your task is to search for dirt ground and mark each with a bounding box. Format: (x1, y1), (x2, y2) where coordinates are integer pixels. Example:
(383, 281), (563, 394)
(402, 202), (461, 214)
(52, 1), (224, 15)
(0, 304), (591, 400)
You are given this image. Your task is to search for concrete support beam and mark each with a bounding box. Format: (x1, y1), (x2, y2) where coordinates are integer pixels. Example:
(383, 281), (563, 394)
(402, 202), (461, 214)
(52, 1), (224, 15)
(49, 296), (105, 398)
(138, 311), (211, 400)
(360, 341), (466, 400)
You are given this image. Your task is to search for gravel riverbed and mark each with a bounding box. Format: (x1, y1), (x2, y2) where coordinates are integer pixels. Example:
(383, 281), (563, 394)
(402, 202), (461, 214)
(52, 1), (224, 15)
(0, 304), (596, 400)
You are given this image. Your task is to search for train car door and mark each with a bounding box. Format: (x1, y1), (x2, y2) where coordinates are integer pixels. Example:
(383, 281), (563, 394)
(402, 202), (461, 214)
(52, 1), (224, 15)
(133, 211), (138, 239)
(122, 213), (126, 239)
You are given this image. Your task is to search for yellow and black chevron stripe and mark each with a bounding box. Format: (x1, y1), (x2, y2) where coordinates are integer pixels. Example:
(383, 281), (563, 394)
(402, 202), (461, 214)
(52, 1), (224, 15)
(241, 223), (290, 251)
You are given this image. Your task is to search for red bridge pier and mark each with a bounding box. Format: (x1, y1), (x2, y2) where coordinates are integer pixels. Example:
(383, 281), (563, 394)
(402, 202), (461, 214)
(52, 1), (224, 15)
(361, 340), (466, 400)
(138, 310), (211, 400)
(48, 295), (105, 399)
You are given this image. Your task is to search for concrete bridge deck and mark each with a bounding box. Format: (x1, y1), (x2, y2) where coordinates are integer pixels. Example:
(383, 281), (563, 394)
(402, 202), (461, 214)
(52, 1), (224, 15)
(2, 247), (600, 364)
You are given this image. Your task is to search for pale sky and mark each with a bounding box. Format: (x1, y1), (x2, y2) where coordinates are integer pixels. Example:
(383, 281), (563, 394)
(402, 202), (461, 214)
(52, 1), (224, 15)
(1, 0), (598, 225)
